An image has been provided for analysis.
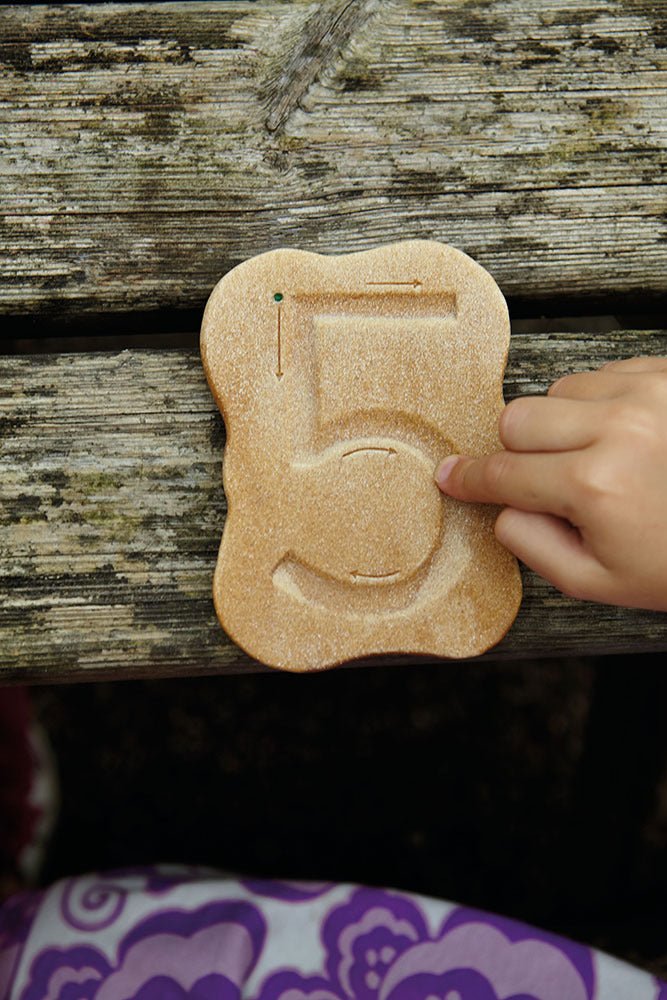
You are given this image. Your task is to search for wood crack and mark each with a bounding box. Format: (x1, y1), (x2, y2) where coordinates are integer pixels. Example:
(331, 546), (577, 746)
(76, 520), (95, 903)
(264, 0), (379, 133)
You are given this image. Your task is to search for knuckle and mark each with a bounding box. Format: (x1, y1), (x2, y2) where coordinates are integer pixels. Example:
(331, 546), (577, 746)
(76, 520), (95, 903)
(603, 400), (636, 435)
(622, 405), (654, 439)
(569, 455), (596, 497)
(481, 451), (512, 496)
(569, 453), (615, 510)
(605, 400), (660, 449)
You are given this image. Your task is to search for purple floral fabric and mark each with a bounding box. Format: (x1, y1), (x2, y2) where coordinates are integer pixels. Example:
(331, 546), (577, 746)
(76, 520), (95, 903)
(256, 889), (593, 1000)
(0, 870), (665, 1000)
(21, 900), (264, 1000)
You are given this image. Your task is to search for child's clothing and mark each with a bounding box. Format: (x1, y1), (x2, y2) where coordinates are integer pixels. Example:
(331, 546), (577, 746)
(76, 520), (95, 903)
(1, 868), (665, 999)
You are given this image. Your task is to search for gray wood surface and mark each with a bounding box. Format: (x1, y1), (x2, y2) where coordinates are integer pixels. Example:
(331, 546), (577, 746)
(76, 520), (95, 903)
(1, 1), (666, 321)
(2, 330), (667, 682)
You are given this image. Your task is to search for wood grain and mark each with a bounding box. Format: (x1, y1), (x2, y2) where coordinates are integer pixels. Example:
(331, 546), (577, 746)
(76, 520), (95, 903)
(1, 1), (666, 322)
(2, 331), (667, 682)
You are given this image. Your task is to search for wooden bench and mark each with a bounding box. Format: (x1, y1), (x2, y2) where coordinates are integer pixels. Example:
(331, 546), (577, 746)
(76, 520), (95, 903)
(2, 1), (667, 682)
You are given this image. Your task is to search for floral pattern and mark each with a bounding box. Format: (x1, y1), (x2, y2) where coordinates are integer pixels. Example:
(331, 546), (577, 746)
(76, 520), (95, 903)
(0, 871), (664, 1000)
(256, 889), (594, 1000)
(59, 867), (215, 931)
(21, 899), (265, 1000)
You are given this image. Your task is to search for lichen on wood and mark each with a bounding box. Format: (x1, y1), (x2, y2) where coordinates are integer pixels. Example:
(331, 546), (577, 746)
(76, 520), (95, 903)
(2, 332), (667, 682)
(0, 0), (665, 321)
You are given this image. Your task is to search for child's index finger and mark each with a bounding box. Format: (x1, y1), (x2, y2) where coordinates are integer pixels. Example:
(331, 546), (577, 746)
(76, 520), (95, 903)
(435, 453), (509, 505)
(434, 451), (574, 521)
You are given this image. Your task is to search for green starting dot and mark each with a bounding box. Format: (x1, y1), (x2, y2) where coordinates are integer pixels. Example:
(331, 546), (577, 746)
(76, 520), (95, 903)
(273, 292), (283, 302)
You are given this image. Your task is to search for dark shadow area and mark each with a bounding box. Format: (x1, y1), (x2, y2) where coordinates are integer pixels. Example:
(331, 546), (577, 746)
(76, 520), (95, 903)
(29, 650), (667, 976)
(2, 301), (665, 355)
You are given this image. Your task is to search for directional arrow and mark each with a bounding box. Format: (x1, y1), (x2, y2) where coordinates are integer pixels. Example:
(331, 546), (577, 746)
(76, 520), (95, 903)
(350, 570), (400, 582)
(276, 303), (283, 379)
(365, 280), (422, 289)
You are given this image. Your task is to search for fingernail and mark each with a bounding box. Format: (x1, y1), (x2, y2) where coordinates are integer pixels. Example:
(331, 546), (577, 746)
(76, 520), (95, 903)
(434, 455), (460, 489)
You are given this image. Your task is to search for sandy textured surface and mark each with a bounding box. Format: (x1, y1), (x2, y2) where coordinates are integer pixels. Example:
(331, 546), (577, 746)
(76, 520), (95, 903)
(200, 240), (521, 670)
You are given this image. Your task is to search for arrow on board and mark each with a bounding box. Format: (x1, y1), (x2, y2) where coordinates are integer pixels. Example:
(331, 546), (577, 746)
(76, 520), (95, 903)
(276, 303), (283, 379)
(365, 280), (422, 289)
(350, 570), (401, 582)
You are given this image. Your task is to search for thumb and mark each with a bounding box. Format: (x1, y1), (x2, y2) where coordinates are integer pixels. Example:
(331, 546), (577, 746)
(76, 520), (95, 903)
(495, 508), (608, 603)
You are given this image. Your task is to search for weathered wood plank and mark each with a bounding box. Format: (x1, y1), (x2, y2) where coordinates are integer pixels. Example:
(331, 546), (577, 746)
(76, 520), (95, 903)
(2, 331), (667, 682)
(1, 1), (666, 321)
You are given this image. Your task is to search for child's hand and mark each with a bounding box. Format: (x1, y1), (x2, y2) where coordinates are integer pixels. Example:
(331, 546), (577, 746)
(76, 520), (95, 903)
(434, 357), (667, 611)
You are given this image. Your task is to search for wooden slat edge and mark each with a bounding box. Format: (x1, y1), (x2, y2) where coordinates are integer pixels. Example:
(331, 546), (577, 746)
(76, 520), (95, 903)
(1, 1), (666, 318)
(1, 330), (667, 681)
